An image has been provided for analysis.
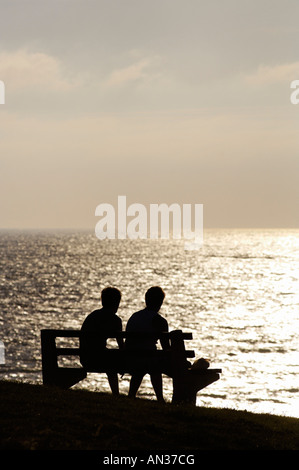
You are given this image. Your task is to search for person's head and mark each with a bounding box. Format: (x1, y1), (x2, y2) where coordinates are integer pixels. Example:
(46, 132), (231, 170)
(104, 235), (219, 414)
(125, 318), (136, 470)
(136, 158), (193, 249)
(101, 287), (121, 313)
(145, 286), (165, 312)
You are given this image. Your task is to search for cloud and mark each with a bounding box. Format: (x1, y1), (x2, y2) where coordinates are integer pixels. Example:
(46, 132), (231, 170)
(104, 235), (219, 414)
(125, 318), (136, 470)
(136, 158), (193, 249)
(0, 49), (80, 91)
(245, 62), (299, 86)
(104, 55), (162, 88)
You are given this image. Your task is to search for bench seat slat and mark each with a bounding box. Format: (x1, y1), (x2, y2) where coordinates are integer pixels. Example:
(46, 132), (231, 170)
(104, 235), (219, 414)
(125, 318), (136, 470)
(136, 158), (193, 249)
(56, 347), (81, 356)
(41, 329), (193, 340)
(55, 347), (195, 358)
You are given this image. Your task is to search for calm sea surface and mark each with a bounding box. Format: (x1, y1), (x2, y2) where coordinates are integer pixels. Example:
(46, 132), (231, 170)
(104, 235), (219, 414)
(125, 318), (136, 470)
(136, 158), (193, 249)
(0, 229), (298, 418)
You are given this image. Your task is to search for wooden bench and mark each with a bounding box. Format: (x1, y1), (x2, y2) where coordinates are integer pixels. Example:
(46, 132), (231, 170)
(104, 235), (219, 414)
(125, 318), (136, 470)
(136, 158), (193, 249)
(41, 329), (221, 405)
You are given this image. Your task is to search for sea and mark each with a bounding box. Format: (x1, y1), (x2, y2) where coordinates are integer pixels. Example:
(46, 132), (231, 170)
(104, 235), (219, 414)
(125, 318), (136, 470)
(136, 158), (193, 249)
(0, 228), (298, 418)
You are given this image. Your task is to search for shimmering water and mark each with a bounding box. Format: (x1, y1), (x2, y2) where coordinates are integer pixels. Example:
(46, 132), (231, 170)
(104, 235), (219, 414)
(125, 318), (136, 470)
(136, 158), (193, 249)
(0, 229), (298, 417)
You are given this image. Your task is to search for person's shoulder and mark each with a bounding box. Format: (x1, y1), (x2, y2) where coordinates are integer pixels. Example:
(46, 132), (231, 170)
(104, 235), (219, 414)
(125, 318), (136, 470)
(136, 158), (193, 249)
(134, 308), (146, 314)
(86, 309), (103, 321)
(128, 309), (145, 320)
(153, 313), (168, 331)
(81, 309), (102, 329)
(126, 309), (144, 329)
(90, 309), (103, 316)
(114, 314), (122, 326)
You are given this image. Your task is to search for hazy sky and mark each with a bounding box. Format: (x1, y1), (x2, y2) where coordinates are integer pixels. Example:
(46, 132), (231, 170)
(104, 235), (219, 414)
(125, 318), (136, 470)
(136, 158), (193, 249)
(0, 0), (298, 229)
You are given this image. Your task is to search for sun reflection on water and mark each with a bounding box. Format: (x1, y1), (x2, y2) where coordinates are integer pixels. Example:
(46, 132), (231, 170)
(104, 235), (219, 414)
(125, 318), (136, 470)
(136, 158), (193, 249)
(0, 229), (298, 417)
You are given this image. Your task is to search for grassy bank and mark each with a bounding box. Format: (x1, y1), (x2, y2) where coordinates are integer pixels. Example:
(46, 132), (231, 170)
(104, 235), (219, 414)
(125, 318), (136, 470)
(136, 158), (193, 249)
(0, 380), (298, 451)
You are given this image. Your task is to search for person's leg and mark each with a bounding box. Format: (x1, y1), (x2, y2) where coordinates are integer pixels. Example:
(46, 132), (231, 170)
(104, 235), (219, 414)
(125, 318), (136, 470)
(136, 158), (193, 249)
(150, 373), (165, 403)
(107, 372), (119, 395)
(128, 373), (144, 398)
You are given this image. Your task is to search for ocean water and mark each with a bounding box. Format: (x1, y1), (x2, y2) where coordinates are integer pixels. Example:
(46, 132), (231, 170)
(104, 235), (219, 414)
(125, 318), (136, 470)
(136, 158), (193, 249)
(0, 229), (298, 418)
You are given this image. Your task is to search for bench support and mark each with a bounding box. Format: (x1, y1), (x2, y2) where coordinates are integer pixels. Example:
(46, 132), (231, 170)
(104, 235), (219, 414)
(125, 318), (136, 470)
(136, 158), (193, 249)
(41, 330), (87, 389)
(172, 369), (221, 405)
(169, 330), (220, 404)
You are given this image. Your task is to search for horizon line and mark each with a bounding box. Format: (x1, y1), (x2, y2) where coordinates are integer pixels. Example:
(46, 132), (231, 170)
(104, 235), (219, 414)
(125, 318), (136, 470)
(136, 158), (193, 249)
(0, 226), (298, 232)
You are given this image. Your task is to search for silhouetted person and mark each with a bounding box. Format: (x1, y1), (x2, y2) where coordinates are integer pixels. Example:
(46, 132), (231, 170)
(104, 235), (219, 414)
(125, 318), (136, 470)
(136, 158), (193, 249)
(80, 287), (123, 395)
(125, 286), (170, 402)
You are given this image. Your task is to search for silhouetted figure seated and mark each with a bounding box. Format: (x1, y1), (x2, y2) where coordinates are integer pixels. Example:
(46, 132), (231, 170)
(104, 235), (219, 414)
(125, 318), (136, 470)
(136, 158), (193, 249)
(125, 286), (170, 403)
(80, 287), (123, 395)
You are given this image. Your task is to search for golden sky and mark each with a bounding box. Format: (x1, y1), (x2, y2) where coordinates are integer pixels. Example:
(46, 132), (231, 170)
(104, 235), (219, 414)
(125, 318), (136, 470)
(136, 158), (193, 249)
(0, 1), (298, 229)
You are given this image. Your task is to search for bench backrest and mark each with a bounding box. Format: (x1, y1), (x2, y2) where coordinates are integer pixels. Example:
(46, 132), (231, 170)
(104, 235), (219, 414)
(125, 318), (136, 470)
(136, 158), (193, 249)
(41, 329), (195, 377)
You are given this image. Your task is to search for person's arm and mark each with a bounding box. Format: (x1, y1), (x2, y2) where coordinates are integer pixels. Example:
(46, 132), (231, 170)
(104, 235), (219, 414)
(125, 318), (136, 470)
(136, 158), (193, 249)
(117, 334), (124, 349)
(160, 335), (170, 350)
(155, 316), (170, 350)
(116, 317), (124, 349)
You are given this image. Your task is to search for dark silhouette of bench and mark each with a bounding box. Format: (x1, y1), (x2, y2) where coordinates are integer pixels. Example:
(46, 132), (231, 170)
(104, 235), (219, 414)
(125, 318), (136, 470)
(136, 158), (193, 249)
(40, 329), (221, 405)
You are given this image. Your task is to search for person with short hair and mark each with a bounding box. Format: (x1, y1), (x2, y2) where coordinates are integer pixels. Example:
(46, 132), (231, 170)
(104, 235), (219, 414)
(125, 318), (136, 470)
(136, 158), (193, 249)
(80, 287), (123, 395)
(125, 286), (170, 402)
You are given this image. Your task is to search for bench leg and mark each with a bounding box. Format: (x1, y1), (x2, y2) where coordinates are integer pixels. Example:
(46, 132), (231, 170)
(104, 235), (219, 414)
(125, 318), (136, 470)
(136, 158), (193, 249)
(43, 368), (87, 389)
(172, 370), (220, 405)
